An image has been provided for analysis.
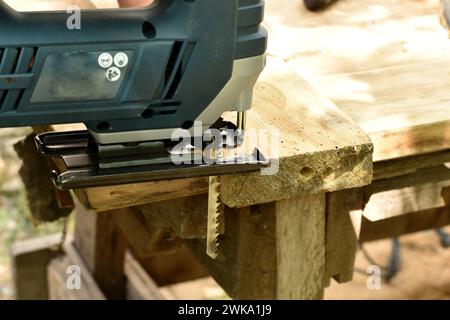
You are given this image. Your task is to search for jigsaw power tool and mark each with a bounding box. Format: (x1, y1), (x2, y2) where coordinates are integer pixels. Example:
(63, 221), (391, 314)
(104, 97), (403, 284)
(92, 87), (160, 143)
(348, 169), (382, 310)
(0, 0), (268, 189)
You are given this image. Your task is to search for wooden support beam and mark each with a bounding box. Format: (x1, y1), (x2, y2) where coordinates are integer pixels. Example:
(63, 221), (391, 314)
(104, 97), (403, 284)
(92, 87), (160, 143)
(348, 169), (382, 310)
(11, 234), (61, 300)
(188, 194), (327, 300)
(369, 165), (450, 194)
(135, 195), (210, 240)
(276, 194), (327, 299)
(373, 150), (450, 181)
(358, 206), (450, 242)
(111, 194), (213, 257)
(187, 205), (277, 300)
(111, 206), (182, 258)
(73, 204), (127, 299)
(325, 189), (363, 283)
(77, 198), (208, 287)
(360, 166), (450, 221)
(363, 181), (450, 221)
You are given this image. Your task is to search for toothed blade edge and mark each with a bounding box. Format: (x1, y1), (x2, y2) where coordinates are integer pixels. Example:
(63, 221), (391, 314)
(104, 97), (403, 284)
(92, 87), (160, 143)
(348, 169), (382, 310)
(207, 176), (224, 259)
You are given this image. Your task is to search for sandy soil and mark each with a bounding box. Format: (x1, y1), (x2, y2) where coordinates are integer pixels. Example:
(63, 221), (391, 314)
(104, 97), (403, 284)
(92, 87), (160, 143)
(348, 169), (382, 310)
(325, 228), (450, 300)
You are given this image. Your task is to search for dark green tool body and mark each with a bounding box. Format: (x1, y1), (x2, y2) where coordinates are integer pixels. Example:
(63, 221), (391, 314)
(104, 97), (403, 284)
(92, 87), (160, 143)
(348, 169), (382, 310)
(0, 0), (266, 136)
(0, 0), (268, 189)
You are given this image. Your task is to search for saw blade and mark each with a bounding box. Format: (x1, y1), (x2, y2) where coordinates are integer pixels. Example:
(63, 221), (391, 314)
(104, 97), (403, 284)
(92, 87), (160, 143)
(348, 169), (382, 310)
(206, 175), (225, 259)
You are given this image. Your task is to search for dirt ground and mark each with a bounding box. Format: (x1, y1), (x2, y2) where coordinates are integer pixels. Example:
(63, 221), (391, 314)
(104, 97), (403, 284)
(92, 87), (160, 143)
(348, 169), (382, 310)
(325, 228), (450, 299)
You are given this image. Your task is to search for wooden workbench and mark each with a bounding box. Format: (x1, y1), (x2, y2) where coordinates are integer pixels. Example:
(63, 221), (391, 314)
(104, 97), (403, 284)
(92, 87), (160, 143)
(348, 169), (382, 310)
(9, 0), (450, 300)
(62, 52), (372, 300)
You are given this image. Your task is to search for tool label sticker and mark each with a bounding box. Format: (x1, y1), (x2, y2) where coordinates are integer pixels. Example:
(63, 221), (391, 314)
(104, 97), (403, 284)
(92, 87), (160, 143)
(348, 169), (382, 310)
(98, 52), (113, 68)
(106, 66), (121, 82)
(114, 52), (129, 68)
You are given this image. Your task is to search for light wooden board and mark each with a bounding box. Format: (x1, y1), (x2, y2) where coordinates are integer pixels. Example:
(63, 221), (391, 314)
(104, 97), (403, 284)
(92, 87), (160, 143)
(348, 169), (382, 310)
(220, 56), (373, 207)
(364, 181), (450, 221)
(75, 177), (209, 212)
(75, 56), (373, 210)
(358, 205), (450, 242)
(265, 0), (450, 161)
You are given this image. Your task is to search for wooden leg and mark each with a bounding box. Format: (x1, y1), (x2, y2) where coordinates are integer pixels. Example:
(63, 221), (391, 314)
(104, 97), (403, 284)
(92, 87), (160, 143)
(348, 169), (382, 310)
(188, 193), (327, 300)
(325, 189), (364, 283)
(276, 193), (327, 299)
(73, 205), (127, 299)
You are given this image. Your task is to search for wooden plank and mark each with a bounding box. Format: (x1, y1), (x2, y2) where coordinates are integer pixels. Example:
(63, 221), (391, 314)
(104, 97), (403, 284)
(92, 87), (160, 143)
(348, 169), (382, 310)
(265, 0), (450, 161)
(47, 255), (104, 300)
(47, 241), (105, 300)
(351, 186), (450, 242)
(220, 57), (373, 207)
(11, 234), (61, 300)
(124, 252), (167, 300)
(73, 203), (127, 299)
(373, 150), (450, 180)
(73, 56), (372, 211)
(75, 177), (209, 212)
(265, 0), (447, 70)
(124, 252), (224, 300)
(187, 194), (327, 300)
(359, 206), (450, 242)
(367, 120), (450, 162)
(132, 244), (209, 287)
(363, 181), (450, 221)
(369, 165), (450, 194)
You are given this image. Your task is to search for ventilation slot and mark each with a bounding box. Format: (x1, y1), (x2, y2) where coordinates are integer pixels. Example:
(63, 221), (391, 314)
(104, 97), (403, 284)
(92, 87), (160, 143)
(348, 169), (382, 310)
(156, 109), (177, 115)
(0, 47), (37, 112)
(163, 41), (195, 100)
(146, 101), (180, 117)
